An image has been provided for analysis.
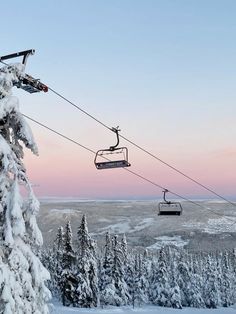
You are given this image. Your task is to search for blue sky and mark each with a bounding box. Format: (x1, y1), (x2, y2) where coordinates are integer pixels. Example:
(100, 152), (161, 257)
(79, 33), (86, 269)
(2, 1), (236, 199)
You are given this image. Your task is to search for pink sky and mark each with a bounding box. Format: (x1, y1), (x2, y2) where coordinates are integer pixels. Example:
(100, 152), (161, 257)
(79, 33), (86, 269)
(24, 133), (236, 199)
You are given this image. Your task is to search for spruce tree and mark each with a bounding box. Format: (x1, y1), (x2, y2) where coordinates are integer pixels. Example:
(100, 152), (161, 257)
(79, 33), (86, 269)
(176, 252), (191, 306)
(100, 232), (114, 306)
(149, 258), (158, 303)
(120, 234), (128, 264)
(76, 214), (98, 307)
(112, 235), (131, 305)
(132, 253), (149, 306)
(187, 253), (205, 308)
(61, 221), (77, 306)
(220, 251), (233, 307)
(228, 250), (236, 304)
(41, 246), (57, 297)
(0, 63), (51, 312)
(168, 249), (182, 309)
(151, 248), (171, 307)
(203, 255), (220, 308)
(47, 226), (64, 298)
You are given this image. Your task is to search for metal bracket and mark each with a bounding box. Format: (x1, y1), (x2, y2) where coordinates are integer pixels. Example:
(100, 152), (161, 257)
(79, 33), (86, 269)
(0, 49), (48, 94)
(0, 49), (35, 65)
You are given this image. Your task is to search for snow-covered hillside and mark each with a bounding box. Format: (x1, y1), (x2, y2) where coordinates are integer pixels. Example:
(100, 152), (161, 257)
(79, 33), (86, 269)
(38, 199), (236, 252)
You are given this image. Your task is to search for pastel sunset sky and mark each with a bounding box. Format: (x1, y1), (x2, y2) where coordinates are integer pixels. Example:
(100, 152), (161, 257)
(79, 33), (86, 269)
(2, 0), (236, 199)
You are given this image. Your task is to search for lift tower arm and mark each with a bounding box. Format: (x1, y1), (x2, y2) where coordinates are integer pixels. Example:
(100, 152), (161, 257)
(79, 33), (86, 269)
(0, 49), (48, 94)
(0, 49), (35, 65)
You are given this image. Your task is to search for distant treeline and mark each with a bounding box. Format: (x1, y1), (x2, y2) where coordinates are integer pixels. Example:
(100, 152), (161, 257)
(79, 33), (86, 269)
(42, 214), (236, 309)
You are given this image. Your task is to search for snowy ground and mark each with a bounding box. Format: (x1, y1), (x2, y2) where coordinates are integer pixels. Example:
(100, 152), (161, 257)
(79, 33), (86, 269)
(183, 217), (236, 234)
(147, 235), (189, 250)
(52, 301), (236, 314)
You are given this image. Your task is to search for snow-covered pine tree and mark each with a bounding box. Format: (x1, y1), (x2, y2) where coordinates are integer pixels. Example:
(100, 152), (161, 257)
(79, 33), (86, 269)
(149, 257), (158, 303)
(120, 234), (128, 264)
(61, 221), (77, 306)
(175, 250), (191, 307)
(0, 63), (51, 313)
(53, 226), (64, 297)
(42, 226), (64, 298)
(203, 254), (220, 308)
(99, 232), (115, 306)
(220, 251), (234, 307)
(41, 246), (57, 298)
(76, 214), (98, 307)
(151, 247), (172, 307)
(187, 253), (205, 308)
(228, 249), (236, 304)
(132, 253), (149, 307)
(167, 248), (182, 309)
(125, 254), (135, 307)
(141, 250), (151, 302)
(55, 226), (64, 264)
(111, 235), (131, 306)
(121, 233), (140, 306)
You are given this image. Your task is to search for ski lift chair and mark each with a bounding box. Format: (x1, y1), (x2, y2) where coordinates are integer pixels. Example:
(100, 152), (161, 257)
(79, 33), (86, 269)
(94, 127), (131, 170)
(158, 189), (183, 216)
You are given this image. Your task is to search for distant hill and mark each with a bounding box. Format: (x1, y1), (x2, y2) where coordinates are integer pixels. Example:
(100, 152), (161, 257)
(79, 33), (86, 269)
(38, 199), (236, 252)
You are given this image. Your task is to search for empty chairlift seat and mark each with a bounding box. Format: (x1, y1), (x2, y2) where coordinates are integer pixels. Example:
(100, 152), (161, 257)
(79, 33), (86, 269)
(94, 127), (131, 170)
(158, 189), (183, 216)
(95, 147), (131, 169)
(158, 202), (183, 215)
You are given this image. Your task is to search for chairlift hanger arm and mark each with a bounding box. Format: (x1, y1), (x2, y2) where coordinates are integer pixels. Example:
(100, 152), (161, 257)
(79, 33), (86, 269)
(109, 126), (120, 151)
(163, 189), (169, 203)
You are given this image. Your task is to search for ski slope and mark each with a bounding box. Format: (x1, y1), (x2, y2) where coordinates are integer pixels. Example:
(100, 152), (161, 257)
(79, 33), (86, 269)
(53, 302), (236, 314)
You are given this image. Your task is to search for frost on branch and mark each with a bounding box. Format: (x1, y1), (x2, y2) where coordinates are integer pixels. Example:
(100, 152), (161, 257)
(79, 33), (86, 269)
(0, 63), (50, 313)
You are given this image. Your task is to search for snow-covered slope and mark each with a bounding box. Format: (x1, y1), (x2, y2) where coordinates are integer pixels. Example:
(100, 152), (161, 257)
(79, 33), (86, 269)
(52, 301), (236, 314)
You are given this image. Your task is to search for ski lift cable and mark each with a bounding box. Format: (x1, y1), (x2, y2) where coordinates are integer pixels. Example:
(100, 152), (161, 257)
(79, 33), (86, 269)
(20, 114), (207, 203)
(48, 88), (112, 132)
(22, 114), (96, 155)
(23, 114), (236, 225)
(0, 60), (234, 208)
(47, 87), (236, 208)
